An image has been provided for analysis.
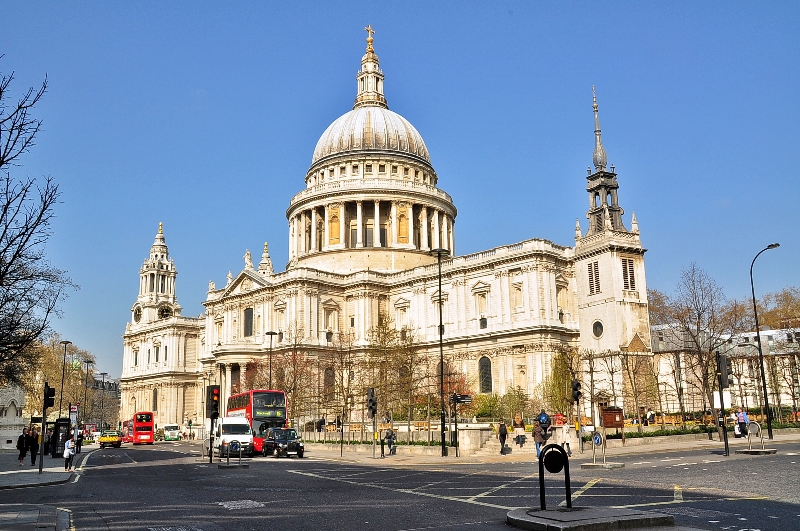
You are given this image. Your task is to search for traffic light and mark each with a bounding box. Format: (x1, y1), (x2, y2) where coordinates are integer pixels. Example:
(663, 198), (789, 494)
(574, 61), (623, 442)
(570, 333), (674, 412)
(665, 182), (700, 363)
(571, 379), (582, 402)
(206, 385), (220, 418)
(43, 382), (56, 409)
(718, 354), (734, 389)
(366, 387), (377, 419)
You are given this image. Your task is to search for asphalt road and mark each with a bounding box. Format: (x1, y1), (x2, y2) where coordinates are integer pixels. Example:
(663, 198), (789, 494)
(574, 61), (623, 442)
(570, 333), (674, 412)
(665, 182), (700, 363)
(4, 440), (799, 531)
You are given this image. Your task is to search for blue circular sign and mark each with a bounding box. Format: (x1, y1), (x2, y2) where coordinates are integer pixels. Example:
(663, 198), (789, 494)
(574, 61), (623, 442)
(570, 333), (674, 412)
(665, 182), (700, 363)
(230, 440), (240, 452)
(592, 432), (603, 446)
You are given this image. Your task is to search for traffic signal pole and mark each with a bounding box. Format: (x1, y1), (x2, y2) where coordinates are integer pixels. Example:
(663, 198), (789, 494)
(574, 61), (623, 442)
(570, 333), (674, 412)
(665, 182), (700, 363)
(716, 351), (730, 457)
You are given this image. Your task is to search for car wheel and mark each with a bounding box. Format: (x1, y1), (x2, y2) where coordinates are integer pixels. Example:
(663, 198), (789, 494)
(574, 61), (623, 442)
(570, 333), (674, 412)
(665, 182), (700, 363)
(297, 451), (304, 458)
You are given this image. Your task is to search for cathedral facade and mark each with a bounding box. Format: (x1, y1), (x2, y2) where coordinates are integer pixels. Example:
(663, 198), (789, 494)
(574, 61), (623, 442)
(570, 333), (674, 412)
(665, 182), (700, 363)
(119, 31), (650, 433)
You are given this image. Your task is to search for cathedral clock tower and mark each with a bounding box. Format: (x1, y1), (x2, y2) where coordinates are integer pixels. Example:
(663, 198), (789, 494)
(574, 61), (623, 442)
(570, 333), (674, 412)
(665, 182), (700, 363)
(131, 223), (182, 324)
(574, 89), (651, 354)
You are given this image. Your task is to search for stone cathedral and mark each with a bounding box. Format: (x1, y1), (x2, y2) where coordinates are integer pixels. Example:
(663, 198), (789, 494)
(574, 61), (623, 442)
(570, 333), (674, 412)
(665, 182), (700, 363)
(119, 29), (651, 433)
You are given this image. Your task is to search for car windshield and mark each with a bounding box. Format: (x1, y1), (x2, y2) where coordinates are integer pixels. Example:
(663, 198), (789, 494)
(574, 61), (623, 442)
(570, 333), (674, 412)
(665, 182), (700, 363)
(164, 425), (179, 431)
(272, 429), (297, 439)
(221, 424), (251, 435)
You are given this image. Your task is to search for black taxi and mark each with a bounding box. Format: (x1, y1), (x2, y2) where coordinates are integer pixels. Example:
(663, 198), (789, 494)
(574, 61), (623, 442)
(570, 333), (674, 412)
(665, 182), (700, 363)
(262, 427), (305, 458)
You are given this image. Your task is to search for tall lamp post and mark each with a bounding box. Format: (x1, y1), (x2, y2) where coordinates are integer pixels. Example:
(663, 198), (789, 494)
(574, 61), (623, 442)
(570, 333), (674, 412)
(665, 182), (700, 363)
(750, 243), (780, 440)
(430, 248), (449, 457)
(83, 360), (93, 426)
(58, 340), (72, 417)
(99, 372), (108, 430)
(266, 331), (278, 389)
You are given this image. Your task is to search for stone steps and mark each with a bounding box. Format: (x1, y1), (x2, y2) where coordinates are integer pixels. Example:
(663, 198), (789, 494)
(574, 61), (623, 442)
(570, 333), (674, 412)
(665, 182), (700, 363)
(471, 439), (539, 457)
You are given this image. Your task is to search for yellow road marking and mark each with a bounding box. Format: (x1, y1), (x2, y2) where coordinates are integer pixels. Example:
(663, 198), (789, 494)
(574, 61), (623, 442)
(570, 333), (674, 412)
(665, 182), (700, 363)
(560, 478), (602, 507)
(674, 485), (683, 501)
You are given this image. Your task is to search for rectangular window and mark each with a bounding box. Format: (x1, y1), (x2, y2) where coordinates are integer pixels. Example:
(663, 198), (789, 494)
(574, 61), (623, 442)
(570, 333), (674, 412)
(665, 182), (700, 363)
(244, 308), (254, 337)
(404, 167), (409, 176)
(588, 261), (600, 295)
(379, 164), (385, 172)
(622, 258), (636, 291)
(365, 164), (373, 173)
(164, 346), (167, 362)
(134, 351), (138, 366)
(352, 164), (359, 174)
(340, 166), (346, 176)
(154, 346), (160, 363)
(392, 165), (398, 173)
(365, 227), (373, 247)
(479, 317), (487, 329)
(350, 228), (357, 248)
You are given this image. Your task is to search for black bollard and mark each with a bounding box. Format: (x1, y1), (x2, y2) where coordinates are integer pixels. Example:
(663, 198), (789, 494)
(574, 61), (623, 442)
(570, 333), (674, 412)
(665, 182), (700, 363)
(538, 443), (571, 510)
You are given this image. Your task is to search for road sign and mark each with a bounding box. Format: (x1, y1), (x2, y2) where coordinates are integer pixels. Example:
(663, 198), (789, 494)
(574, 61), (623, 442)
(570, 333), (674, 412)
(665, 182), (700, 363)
(229, 441), (240, 453)
(592, 432), (603, 446)
(70, 405), (78, 413)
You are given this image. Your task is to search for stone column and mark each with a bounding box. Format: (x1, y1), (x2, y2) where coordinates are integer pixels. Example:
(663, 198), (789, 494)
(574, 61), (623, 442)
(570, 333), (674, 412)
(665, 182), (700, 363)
(373, 200), (381, 247)
(339, 203), (346, 248)
(323, 205), (330, 251)
(421, 206), (429, 250)
(408, 204), (416, 249)
(390, 200), (398, 247)
(450, 217), (455, 255)
(310, 208), (317, 253)
(224, 364), (232, 415)
(288, 221), (294, 260)
(300, 211), (307, 255)
(444, 215), (451, 252)
(356, 201), (363, 248)
(432, 209), (440, 249)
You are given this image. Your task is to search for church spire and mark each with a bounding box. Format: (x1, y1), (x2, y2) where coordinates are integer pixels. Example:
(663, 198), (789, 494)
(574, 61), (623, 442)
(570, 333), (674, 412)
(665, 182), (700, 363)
(592, 86), (607, 172)
(353, 25), (388, 109)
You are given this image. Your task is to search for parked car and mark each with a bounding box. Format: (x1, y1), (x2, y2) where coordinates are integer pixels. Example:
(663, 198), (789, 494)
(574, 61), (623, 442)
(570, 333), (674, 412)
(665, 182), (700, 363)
(262, 427), (304, 458)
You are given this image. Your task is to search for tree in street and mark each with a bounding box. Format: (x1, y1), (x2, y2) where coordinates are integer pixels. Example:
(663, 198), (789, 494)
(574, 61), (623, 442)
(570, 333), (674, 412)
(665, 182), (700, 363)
(0, 63), (73, 385)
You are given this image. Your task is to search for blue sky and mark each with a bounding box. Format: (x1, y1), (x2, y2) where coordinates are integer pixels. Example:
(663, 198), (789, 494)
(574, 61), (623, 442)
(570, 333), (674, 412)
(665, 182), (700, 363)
(3, 3), (798, 377)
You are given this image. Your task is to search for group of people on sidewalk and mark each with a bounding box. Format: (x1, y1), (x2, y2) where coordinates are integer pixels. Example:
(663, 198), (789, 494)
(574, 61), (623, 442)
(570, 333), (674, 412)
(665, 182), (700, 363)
(497, 410), (573, 459)
(16, 427), (41, 467)
(17, 427), (77, 471)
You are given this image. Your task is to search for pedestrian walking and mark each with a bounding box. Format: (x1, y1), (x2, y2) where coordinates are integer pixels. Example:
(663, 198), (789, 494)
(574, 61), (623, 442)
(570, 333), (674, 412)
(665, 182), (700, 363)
(559, 422), (572, 457)
(76, 430), (84, 454)
(64, 435), (76, 471)
(737, 408), (750, 437)
(43, 429), (52, 455)
(386, 427), (396, 456)
(498, 419), (508, 455)
(17, 427), (29, 466)
(533, 421), (545, 458)
(379, 431), (386, 458)
(29, 427), (41, 466)
(512, 414), (526, 448)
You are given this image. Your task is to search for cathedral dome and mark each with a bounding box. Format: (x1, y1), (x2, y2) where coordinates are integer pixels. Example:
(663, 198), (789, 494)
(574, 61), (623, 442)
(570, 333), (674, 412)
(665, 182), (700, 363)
(311, 106), (430, 165)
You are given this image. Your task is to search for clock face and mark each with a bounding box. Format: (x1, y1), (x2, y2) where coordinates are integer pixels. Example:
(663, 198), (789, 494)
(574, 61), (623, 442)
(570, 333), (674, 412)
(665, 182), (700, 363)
(133, 307), (142, 323)
(158, 306), (173, 319)
(592, 321), (604, 338)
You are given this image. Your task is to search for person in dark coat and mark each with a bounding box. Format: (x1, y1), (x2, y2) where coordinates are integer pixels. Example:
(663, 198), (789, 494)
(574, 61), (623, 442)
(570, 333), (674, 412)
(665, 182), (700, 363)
(29, 427), (40, 466)
(17, 427), (29, 466)
(533, 421), (546, 458)
(498, 419), (508, 455)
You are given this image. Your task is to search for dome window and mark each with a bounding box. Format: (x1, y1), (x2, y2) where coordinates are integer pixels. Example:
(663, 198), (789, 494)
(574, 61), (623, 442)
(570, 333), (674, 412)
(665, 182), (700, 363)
(378, 164), (385, 173)
(366, 164), (373, 173)
(340, 166), (346, 176)
(392, 165), (398, 174)
(352, 164), (359, 174)
(403, 167), (409, 176)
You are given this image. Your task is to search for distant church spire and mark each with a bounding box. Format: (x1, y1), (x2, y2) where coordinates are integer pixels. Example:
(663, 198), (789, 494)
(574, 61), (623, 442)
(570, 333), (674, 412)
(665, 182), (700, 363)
(592, 86), (608, 172)
(353, 25), (388, 109)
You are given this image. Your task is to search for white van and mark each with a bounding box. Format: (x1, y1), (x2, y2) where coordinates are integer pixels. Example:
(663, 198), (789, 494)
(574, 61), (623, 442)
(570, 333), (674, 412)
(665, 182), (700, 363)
(213, 417), (254, 457)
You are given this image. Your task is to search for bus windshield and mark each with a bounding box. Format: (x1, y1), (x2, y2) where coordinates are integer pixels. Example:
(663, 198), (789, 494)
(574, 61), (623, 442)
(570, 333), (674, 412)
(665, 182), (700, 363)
(136, 413), (153, 423)
(253, 392), (286, 408)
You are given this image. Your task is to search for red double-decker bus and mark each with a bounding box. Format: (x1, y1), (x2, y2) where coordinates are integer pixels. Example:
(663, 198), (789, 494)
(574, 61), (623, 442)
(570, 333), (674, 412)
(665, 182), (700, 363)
(226, 390), (287, 454)
(131, 411), (155, 444)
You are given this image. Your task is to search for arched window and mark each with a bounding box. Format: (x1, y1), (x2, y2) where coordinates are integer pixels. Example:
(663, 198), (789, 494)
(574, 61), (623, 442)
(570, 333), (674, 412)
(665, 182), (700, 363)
(479, 357), (492, 393)
(323, 367), (335, 402)
(152, 388), (158, 412)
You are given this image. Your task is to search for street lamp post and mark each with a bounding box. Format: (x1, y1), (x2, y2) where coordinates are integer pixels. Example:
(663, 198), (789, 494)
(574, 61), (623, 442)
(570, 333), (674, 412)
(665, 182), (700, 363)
(430, 248), (449, 457)
(99, 372), (108, 431)
(266, 331), (278, 389)
(83, 360), (92, 425)
(749, 243), (780, 440)
(58, 340), (72, 418)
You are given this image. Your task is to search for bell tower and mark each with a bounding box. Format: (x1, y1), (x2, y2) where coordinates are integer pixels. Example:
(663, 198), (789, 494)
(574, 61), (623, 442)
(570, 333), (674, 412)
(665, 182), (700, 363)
(574, 89), (650, 353)
(131, 223), (182, 325)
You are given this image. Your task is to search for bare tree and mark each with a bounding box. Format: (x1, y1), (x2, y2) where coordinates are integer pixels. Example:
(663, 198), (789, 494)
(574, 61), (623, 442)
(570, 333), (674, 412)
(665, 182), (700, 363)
(0, 63), (73, 385)
(619, 350), (656, 433)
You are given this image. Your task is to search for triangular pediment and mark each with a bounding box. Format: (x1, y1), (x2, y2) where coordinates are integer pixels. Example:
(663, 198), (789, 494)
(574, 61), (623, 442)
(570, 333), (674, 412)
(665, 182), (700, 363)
(394, 297), (410, 309)
(471, 281), (491, 294)
(555, 273), (568, 288)
(221, 269), (269, 297)
(321, 298), (340, 310)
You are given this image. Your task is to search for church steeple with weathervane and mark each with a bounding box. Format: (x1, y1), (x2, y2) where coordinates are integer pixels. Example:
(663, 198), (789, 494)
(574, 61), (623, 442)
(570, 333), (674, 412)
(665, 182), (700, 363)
(353, 25), (388, 109)
(130, 222), (181, 325)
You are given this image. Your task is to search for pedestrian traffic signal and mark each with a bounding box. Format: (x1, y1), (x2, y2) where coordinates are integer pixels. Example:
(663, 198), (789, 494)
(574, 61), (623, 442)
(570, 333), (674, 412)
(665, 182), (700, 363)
(206, 385), (220, 418)
(43, 382), (56, 409)
(366, 387), (377, 418)
(571, 379), (582, 402)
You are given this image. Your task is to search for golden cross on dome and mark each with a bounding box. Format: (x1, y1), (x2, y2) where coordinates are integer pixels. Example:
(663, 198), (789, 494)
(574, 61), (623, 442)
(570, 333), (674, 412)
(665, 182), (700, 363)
(365, 24), (375, 52)
(158, 222), (163, 234)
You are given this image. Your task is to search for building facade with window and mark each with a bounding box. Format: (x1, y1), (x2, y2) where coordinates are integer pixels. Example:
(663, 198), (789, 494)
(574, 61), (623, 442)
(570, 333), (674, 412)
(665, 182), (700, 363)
(120, 31), (651, 430)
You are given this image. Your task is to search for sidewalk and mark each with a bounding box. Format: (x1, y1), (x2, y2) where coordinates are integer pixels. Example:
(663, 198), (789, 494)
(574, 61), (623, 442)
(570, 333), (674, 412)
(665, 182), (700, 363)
(0, 449), (82, 531)
(304, 429), (800, 465)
